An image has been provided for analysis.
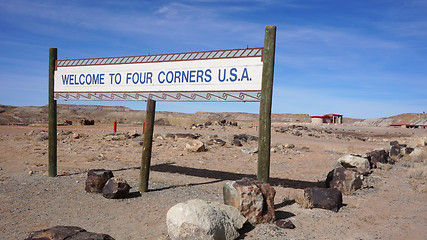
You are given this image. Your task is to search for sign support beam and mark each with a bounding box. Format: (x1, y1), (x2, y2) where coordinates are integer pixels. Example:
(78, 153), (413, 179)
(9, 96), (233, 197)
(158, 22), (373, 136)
(139, 99), (156, 192)
(48, 48), (58, 177)
(257, 25), (276, 183)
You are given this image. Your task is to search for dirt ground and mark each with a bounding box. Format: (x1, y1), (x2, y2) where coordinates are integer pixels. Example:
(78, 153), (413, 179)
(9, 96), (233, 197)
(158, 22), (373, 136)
(0, 123), (426, 239)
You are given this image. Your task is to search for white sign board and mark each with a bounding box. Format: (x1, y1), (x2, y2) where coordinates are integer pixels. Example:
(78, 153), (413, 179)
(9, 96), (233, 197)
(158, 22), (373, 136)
(54, 48), (263, 101)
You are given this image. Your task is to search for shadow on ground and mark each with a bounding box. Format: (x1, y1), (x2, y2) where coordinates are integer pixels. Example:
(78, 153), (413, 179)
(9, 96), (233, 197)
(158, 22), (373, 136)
(150, 162), (324, 189)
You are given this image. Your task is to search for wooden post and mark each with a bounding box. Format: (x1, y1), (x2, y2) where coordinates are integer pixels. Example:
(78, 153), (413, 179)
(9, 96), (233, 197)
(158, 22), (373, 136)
(139, 99), (156, 192)
(48, 48), (57, 177)
(257, 25), (276, 183)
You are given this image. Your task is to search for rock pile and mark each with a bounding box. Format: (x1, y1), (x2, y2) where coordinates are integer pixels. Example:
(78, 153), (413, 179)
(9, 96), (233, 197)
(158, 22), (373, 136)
(85, 169), (130, 199)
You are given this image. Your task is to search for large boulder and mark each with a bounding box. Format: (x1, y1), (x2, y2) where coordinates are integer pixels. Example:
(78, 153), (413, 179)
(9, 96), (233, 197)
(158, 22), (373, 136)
(25, 226), (115, 240)
(337, 154), (370, 174)
(85, 169), (114, 193)
(302, 187), (342, 212)
(325, 168), (362, 195)
(223, 178), (276, 224)
(366, 149), (390, 168)
(102, 178), (130, 199)
(166, 199), (247, 240)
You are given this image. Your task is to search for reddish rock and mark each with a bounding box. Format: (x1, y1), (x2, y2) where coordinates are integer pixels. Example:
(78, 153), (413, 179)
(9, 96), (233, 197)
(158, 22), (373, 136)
(223, 178), (276, 224)
(325, 168), (362, 195)
(85, 169), (114, 193)
(25, 226), (115, 240)
(102, 178), (130, 199)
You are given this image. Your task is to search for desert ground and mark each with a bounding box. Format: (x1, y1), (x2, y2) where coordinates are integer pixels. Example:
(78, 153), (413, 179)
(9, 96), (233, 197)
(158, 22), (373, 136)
(0, 105), (426, 239)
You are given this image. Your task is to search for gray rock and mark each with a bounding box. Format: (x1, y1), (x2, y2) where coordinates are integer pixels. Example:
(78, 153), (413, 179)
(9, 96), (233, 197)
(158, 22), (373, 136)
(207, 138), (226, 146)
(223, 178), (276, 224)
(337, 154), (370, 174)
(35, 131), (49, 141)
(325, 168), (362, 195)
(166, 199), (246, 240)
(241, 148), (258, 155)
(24, 226), (115, 240)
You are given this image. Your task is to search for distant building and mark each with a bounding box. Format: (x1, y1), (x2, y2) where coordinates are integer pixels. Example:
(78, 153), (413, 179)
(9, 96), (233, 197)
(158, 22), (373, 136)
(310, 114), (343, 124)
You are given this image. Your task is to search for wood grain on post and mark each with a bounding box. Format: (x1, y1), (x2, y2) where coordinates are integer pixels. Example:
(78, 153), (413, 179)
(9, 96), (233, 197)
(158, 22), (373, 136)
(257, 25), (276, 183)
(48, 48), (57, 177)
(139, 99), (156, 192)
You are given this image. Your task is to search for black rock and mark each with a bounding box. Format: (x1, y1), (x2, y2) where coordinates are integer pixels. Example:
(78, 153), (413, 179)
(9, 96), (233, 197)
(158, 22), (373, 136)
(25, 226), (115, 240)
(304, 187), (343, 212)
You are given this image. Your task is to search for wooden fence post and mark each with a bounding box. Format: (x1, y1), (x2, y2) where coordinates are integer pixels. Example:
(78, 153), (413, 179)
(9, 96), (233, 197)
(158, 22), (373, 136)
(139, 99), (156, 192)
(257, 25), (276, 183)
(48, 48), (57, 177)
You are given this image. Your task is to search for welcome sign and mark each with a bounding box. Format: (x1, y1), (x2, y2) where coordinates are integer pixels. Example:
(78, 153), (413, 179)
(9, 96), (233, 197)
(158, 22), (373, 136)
(54, 47), (263, 101)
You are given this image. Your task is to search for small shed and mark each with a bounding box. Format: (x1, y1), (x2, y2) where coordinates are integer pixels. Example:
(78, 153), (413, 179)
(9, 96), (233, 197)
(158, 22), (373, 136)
(310, 114), (343, 124)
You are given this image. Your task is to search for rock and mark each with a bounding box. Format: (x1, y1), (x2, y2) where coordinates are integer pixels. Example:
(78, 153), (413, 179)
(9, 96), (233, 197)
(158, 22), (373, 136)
(389, 145), (401, 158)
(72, 133), (80, 139)
(231, 139), (243, 147)
(166, 199), (246, 240)
(414, 137), (427, 147)
(409, 148), (425, 159)
(85, 169), (114, 193)
(366, 149), (390, 168)
(35, 131), (48, 141)
(175, 133), (200, 139)
(325, 168), (362, 195)
(302, 187), (342, 212)
(129, 130), (140, 138)
(102, 178), (130, 199)
(80, 119), (95, 125)
(233, 134), (258, 142)
(276, 219), (295, 229)
(337, 154), (370, 174)
(283, 143), (295, 149)
(185, 140), (206, 152)
(241, 148), (258, 155)
(223, 178), (276, 224)
(218, 119), (228, 126)
(207, 138), (226, 146)
(24, 226), (115, 240)
(57, 131), (72, 136)
(390, 140), (400, 147)
(402, 147), (414, 155)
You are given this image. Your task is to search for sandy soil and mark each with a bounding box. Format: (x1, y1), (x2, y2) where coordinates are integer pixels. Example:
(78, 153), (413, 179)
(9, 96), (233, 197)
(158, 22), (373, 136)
(0, 123), (426, 239)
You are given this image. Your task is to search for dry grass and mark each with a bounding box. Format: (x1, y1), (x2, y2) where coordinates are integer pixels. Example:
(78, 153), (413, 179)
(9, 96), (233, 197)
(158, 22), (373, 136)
(402, 147), (427, 193)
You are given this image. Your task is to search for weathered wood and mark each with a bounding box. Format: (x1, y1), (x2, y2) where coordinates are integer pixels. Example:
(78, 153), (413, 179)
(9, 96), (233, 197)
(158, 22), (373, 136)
(139, 99), (156, 192)
(48, 48), (57, 177)
(257, 25), (276, 183)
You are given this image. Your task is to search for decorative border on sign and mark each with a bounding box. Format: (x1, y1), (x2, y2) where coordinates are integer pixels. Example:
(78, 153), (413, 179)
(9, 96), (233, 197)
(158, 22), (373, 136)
(56, 47), (263, 68)
(54, 91), (262, 102)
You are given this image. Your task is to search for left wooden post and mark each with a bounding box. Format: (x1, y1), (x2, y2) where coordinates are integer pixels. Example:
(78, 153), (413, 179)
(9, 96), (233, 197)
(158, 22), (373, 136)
(48, 48), (57, 177)
(139, 99), (156, 192)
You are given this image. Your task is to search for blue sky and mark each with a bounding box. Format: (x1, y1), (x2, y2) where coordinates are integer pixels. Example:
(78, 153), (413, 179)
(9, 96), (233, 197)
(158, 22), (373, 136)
(0, 0), (426, 118)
